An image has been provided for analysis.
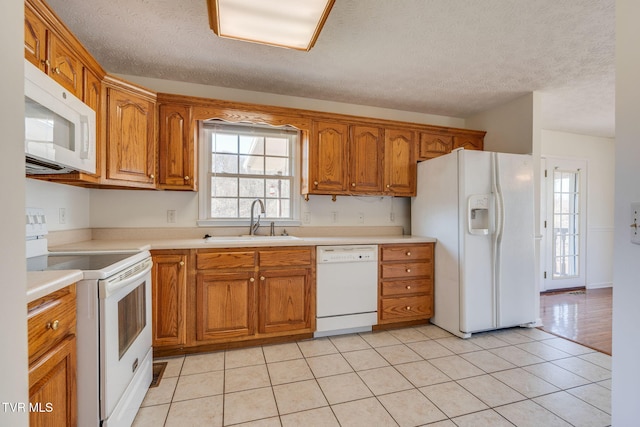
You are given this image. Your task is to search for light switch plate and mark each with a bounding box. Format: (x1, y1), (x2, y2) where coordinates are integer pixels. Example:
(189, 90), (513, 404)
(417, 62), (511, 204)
(631, 202), (640, 244)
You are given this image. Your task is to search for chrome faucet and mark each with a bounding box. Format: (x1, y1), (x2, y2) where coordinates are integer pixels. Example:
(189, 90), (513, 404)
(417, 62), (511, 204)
(249, 199), (265, 235)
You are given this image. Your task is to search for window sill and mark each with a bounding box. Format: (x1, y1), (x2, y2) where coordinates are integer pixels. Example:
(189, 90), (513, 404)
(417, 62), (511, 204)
(197, 219), (302, 228)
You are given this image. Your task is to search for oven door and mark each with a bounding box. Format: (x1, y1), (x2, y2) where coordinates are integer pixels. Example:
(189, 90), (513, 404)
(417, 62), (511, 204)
(99, 257), (153, 423)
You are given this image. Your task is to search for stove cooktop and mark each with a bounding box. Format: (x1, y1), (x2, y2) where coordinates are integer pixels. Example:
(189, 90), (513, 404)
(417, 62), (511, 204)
(27, 253), (140, 272)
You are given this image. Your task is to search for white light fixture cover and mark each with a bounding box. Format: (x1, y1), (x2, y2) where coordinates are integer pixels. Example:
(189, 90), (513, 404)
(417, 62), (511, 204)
(207, 0), (335, 51)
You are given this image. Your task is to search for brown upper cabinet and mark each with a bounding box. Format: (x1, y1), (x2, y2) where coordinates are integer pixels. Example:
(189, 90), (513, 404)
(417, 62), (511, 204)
(416, 131), (485, 161)
(308, 121), (350, 194)
(103, 77), (157, 188)
(384, 128), (416, 196)
(25, 2), (82, 99)
(350, 125), (385, 193)
(158, 102), (196, 190)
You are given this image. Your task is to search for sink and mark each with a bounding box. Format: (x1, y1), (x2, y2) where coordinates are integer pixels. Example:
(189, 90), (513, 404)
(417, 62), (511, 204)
(203, 235), (300, 243)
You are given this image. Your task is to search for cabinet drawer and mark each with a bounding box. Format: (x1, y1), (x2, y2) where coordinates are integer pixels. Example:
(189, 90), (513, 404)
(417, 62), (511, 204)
(380, 244), (432, 262)
(380, 279), (432, 297)
(381, 262), (432, 279)
(196, 251), (256, 270)
(28, 285), (76, 364)
(258, 248), (312, 267)
(380, 295), (432, 321)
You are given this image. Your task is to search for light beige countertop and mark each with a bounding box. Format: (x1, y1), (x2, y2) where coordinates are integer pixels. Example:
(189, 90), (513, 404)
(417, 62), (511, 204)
(50, 235), (436, 252)
(27, 270), (83, 303)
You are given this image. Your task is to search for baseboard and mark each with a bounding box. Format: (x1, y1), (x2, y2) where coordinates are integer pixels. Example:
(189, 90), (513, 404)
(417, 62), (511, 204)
(587, 282), (613, 289)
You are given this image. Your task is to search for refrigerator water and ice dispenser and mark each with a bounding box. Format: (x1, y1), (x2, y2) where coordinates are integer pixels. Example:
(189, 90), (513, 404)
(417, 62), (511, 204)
(468, 194), (490, 235)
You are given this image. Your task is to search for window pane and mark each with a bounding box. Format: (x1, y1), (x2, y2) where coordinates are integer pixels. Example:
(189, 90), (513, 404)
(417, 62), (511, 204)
(211, 198), (238, 218)
(265, 157), (289, 175)
(212, 177), (237, 197)
(239, 178), (264, 198)
(239, 155), (264, 175)
(213, 134), (237, 153)
(266, 179), (290, 198)
(240, 136), (264, 155)
(266, 198), (290, 217)
(239, 198), (262, 218)
(265, 137), (289, 156)
(212, 153), (238, 173)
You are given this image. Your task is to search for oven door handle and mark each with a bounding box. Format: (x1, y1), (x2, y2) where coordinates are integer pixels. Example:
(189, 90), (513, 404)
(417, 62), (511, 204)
(98, 258), (153, 299)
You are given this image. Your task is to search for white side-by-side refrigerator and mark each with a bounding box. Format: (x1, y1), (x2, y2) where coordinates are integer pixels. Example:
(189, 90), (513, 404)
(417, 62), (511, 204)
(411, 149), (537, 338)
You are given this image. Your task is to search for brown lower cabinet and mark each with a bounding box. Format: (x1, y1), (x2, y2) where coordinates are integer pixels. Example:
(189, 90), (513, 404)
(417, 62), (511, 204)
(28, 285), (77, 427)
(378, 243), (434, 324)
(152, 247), (315, 355)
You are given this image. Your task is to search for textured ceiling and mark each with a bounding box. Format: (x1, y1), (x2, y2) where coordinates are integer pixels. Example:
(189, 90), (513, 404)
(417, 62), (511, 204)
(47, 0), (615, 137)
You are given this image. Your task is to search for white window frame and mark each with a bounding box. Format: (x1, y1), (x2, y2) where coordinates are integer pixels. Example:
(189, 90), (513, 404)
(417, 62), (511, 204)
(197, 121), (301, 227)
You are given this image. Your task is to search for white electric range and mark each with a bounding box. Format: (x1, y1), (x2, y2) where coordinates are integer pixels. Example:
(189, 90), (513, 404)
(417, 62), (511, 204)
(26, 208), (152, 427)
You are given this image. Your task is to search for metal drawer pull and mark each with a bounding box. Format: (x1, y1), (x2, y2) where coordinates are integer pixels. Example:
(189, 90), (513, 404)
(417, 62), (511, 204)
(405, 306), (411, 310)
(406, 252), (411, 256)
(406, 285), (411, 290)
(46, 320), (60, 331)
(250, 277), (255, 282)
(406, 268), (411, 273)
(260, 276), (265, 281)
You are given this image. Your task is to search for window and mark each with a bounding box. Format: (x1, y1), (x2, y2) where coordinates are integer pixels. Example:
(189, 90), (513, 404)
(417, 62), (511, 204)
(198, 122), (299, 225)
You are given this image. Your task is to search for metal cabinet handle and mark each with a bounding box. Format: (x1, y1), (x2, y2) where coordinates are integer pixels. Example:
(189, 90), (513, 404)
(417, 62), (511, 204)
(351, 182), (356, 187)
(184, 176), (190, 180)
(406, 268), (411, 273)
(260, 276), (265, 281)
(406, 285), (411, 290)
(406, 251), (411, 256)
(405, 306), (411, 311)
(46, 320), (60, 331)
(179, 261), (184, 267)
(313, 181), (319, 187)
(249, 277), (255, 282)
(150, 174), (155, 179)
(53, 67), (61, 74)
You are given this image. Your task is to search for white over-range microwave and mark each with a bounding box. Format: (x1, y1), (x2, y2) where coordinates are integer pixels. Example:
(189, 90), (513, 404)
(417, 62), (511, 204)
(24, 59), (96, 174)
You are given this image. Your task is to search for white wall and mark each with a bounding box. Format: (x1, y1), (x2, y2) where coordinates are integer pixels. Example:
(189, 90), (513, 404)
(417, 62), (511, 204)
(89, 189), (410, 231)
(0, 0), (29, 424)
(26, 179), (91, 231)
(612, 0), (640, 423)
(465, 93), (536, 154)
(541, 130), (615, 289)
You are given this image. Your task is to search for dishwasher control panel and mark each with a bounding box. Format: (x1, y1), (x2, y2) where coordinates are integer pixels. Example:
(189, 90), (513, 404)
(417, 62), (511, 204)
(317, 245), (378, 263)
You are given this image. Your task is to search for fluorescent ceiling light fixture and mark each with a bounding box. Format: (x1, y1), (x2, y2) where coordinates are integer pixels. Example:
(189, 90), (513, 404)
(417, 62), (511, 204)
(207, 0), (335, 51)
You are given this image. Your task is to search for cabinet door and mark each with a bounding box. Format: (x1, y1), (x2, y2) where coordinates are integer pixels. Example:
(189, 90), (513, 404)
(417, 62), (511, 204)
(196, 272), (255, 341)
(82, 68), (102, 180)
(258, 268), (313, 334)
(48, 33), (83, 98)
(350, 125), (384, 193)
(309, 121), (349, 194)
(29, 335), (77, 427)
(384, 128), (416, 196)
(453, 135), (484, 151)
(106, 87), (156, 185)
(417, 132), (453, 160)
(24, 5), (47, 70)
(152, 253), (188, 347)
(158, 104), (195, 190)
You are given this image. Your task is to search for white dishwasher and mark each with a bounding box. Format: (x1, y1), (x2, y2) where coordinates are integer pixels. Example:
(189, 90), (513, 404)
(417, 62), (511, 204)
(315, 245), (379, 337)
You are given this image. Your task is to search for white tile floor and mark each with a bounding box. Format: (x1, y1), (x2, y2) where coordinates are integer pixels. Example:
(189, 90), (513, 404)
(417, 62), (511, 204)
(133, 325), (611, 427)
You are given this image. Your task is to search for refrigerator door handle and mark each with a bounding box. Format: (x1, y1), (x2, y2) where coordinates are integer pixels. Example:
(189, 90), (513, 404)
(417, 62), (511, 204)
(491, 153), (505, 326)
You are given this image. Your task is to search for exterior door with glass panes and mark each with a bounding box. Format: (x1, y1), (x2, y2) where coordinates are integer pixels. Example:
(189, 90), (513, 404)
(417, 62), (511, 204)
(542, 157), (587, 291)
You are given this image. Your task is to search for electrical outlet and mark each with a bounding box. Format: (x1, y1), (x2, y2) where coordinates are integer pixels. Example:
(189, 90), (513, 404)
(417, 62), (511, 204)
(632, 202), (640, 244)
(59, 208), (66, 224)
(357, 212), (364, 223)
(331, 211), (338, 223)
(303, 212), (311, 224)
(167, 209), (177, 223)
(390, 212), (395, 222)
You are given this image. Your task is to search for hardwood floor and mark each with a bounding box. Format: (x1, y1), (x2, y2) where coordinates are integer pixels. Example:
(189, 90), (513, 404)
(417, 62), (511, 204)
(539, 287), (612, 355)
